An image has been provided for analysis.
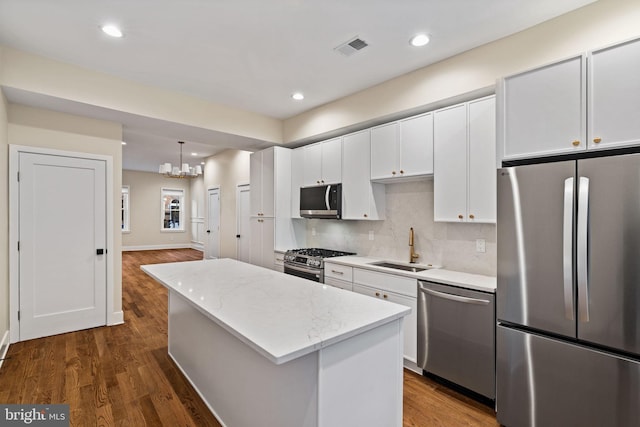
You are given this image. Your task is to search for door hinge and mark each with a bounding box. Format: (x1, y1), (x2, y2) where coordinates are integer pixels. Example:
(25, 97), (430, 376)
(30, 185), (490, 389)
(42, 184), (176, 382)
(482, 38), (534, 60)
(17, 241), (20, 251)
(17, 171), (20, 182)
(17, 311), (20, 321)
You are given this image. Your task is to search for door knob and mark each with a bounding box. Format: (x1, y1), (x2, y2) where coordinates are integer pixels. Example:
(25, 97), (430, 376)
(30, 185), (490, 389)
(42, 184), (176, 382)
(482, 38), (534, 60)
(96, 249), (105, 255)
(236, 234), (241, 238)
(206, 230), (211, 233)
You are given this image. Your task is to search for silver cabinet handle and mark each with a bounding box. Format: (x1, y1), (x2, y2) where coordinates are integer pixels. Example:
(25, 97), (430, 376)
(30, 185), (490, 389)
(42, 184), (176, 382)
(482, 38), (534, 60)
(331, 270), (344, 274)
(577, 176), (590, 322)
(419, 287), (489, 305)
(563, 177), (574, 320)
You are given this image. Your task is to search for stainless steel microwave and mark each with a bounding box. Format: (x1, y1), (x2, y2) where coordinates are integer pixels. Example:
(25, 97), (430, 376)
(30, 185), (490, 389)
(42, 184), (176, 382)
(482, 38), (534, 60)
(300, 184), (342, 219)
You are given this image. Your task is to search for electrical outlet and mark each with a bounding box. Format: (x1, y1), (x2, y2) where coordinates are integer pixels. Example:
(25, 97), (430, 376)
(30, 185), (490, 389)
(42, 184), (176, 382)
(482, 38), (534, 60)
(369, 230), (374, 241)
(476, 239), (486, 253)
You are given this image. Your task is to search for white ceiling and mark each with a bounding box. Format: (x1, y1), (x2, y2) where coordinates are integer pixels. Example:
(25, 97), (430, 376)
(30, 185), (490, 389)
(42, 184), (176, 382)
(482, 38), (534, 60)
(0, 0), (595, 171)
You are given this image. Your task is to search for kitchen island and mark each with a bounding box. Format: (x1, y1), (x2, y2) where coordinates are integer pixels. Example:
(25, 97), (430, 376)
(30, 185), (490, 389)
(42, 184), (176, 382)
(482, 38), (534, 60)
(142, 258), (410, 427)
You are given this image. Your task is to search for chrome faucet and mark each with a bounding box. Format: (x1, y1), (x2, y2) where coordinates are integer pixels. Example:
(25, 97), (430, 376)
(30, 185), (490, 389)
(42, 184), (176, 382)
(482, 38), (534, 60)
(409, 227), (420, 263)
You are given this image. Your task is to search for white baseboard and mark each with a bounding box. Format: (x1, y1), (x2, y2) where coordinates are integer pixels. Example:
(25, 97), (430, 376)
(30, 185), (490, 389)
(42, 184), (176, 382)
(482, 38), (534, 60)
(108, 311), (124, 326)
(191, 242), (204, 251)
(123, 244), (202, 252)
(0, 330), (10, 371)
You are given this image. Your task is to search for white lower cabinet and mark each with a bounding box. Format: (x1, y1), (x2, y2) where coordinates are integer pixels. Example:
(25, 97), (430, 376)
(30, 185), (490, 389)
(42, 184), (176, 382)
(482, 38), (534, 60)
(249, 217), (274, 269)
(325, 277), (353, 291)
(274, 250), (285, 273)
(352, 283), (417, 365)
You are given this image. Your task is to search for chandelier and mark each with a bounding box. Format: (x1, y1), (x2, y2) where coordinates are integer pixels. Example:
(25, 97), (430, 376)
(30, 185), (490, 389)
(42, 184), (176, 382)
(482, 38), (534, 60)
(159, 141), (202, 178)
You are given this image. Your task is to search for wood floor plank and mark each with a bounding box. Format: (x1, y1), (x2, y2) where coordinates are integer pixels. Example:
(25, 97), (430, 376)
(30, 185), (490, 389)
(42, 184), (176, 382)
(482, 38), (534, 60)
(0, 248), (498, 426)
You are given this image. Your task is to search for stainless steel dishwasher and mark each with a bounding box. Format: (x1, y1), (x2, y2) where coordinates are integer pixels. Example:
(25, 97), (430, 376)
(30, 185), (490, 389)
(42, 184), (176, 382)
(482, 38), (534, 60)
(417, 280), (495, 400)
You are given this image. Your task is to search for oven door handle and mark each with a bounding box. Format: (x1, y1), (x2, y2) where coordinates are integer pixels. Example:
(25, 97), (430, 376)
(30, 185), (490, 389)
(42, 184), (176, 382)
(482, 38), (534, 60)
(284, 263), (321, 276)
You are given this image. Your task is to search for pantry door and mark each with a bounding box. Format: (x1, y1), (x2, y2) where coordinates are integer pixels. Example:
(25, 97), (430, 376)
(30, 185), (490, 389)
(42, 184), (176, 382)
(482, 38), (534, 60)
(18, 151), (107, 341)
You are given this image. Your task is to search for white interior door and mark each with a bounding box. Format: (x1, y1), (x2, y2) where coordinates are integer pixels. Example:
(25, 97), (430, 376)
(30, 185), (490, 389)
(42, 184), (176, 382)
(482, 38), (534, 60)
(236, 184), (251, 262)
(19, 152), (107, 341)
(207, 188), (220, 259)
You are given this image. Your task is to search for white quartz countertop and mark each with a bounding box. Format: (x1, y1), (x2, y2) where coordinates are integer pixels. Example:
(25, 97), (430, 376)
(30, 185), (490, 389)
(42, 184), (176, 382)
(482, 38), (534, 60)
(142, 258), (410, 365)
(324, 256), (496, 293)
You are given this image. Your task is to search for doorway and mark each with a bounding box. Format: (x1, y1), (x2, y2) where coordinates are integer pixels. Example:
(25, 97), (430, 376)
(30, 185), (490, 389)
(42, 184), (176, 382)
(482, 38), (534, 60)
(207, 187), (220, 259)
(236, 184), (251, 262)
(10, 146), (113, 342)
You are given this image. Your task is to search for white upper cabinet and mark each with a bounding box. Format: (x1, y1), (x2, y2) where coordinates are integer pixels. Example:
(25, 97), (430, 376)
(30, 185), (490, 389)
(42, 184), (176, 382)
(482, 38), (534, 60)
(342, 130), (385, 220)
(250, 147), (275, 217)
(589, 37), (640, 150)
(370, 113), (433, 182)
(290, 148), (304, 218)
(303, 137), (342, 186)
(501, 54), (586, 160)
(434, 96), (496, 223)
(501, 37), (640, 161)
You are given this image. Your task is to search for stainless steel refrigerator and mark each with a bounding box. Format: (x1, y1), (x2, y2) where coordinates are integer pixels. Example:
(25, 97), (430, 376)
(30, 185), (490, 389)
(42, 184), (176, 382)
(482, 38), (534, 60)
(497, 153), (640, 427)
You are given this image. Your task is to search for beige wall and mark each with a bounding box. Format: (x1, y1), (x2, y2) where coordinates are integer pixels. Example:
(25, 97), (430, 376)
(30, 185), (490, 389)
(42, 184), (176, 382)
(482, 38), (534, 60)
(122, 170), (193, 249)
(7, 105), (123, 317)
(0, 47), (282, 144)
(0, 84), (9, 340)
(202, 149), (251, 259)
(283, 0), (640, 142)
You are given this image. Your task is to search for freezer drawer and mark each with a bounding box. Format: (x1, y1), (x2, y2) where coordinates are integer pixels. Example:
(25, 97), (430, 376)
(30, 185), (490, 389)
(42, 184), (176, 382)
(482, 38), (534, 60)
(418, 281), (495, 399)
(497, 325), (640, 427)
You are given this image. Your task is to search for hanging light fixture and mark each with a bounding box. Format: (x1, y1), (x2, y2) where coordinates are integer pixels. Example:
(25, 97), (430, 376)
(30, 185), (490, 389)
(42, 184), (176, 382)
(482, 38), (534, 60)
(159, 141), (203, 178)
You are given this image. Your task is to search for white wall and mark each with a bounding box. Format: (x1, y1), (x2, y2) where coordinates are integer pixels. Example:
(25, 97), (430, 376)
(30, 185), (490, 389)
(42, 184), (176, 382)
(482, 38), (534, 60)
(7, 104), (124, 318)
(122, 170), (193, 250)
(0, 83), (9, 341)
(202, 149), (251, 259)
(190, 176), (206, 250)
(283, 0), (640, 143)
(305, 180), (496, 276)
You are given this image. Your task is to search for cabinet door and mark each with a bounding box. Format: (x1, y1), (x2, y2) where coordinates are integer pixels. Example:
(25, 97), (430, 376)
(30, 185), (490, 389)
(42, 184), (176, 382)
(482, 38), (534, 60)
(261, 148), (275, 217)
(589, 38), (640, 150)
(399, 113), (433, 177)
(249, 217), (274, 269)
(324, 277), (353, 291)
(290, 148), (304, 218)
(434, 103), (468, 222)
(342, 130), (375, 220)
(352, 284), (416, 362)
(468, 96), (497, 223)
(384, 291), (418, 363)
(303, 143), (323, 186)
(502, 55), (586, 159)
(320, 137), (342, 184)
(249, 151), (263, 216)
(370, 122), (398, 180)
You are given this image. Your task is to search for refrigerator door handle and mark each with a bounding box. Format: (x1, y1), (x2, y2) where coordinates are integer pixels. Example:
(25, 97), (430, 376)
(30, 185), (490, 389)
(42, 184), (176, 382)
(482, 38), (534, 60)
(563, 177), (574, 320)
(577, 176), (590, 322)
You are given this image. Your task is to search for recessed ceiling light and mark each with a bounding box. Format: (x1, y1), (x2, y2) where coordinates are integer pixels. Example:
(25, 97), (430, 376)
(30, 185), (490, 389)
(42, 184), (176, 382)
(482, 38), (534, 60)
(101, 24), (123, 38)
(121, 141), (127, 145)
(200, 162), (205, 165)
(410, 34), (430, 47)
(292, 92), (304, 101)
(191, 152), (198, 156)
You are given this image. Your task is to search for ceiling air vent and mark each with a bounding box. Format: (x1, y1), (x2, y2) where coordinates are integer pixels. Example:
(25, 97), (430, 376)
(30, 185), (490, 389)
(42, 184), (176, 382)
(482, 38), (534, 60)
(334, 37), (369, 57)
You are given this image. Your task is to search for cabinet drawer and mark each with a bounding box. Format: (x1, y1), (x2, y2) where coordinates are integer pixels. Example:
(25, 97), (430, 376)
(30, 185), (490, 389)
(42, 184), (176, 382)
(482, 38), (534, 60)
(324, 263), (353, 282)
(354, 268), (417, 298)
(325, 277), (353, 291)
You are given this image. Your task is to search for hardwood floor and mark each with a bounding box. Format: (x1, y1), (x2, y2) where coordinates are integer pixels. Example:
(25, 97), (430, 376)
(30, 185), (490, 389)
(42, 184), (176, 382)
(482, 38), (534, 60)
(0, 249), (498, 426)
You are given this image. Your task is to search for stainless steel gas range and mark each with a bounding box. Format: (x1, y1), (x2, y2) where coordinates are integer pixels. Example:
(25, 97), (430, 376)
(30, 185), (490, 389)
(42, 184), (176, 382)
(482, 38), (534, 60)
(283, 248), (355, 283)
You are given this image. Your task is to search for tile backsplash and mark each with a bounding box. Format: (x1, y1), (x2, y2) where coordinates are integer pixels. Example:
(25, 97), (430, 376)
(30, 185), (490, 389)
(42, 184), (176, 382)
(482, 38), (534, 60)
(303, 179), (496, 276)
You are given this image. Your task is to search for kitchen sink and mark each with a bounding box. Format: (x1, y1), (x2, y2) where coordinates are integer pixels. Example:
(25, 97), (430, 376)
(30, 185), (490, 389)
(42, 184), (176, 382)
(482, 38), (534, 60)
(368, 261), (430, 273)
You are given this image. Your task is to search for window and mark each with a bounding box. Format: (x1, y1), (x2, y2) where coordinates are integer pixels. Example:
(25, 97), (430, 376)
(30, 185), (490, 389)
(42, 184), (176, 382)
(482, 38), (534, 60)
(121, 186), (130, 232)
(161, 188), (185, 231)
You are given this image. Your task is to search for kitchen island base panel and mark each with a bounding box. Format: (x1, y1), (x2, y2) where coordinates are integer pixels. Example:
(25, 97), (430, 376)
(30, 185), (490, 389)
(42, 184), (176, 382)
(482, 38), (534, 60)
(168, 291), (404, 427)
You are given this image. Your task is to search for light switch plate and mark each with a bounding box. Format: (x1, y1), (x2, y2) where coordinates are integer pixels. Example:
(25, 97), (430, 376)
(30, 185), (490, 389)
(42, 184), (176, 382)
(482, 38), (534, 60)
(476, 239), (486, 253)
